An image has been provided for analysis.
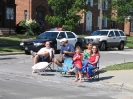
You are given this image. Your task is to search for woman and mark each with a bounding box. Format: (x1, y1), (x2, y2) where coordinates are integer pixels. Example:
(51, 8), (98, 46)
(83, 45), (100, 78)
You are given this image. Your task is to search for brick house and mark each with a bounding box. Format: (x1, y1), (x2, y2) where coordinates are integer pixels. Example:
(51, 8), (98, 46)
(79, 0), (124, 35)
(0, 0), (125, 35)
(124, 20), (133, 36)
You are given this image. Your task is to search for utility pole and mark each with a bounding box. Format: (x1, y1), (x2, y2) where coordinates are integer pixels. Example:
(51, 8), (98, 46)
(99, 0), (103, 30)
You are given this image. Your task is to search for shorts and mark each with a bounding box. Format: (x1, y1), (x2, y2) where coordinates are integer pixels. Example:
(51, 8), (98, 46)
(74, 66), (82, 72)
(38, 56), (50, 63)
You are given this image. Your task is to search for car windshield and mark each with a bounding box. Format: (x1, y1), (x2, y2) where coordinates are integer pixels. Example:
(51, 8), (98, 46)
(37, 32), (59, 39)
(91, 31), (108, 36)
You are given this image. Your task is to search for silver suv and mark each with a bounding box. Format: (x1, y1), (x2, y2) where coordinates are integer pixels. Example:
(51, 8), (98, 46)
(84, 29), (127, 51)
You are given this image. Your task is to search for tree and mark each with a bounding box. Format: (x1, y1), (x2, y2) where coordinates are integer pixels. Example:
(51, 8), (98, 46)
(45, 0), (86, 31)
(109, 0), (133, 23)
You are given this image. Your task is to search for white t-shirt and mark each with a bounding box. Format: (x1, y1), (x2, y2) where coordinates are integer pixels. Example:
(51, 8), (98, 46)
(37, 47), (54, 57)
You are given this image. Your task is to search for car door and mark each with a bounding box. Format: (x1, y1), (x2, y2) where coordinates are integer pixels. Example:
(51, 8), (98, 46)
(107, 31), (115, 47)
(56, 32), (67, 50)
(114, 31), (121, 46)
(66, 32), (77, 46)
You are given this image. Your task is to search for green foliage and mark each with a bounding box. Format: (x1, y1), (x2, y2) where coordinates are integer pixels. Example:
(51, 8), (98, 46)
(108, 0), (133, 23)
(19, 19), (40, 35)
(46, 0), (87, 31)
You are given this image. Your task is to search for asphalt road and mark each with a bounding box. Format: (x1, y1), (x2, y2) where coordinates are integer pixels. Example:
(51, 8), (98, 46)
(0, 49), (133, 99)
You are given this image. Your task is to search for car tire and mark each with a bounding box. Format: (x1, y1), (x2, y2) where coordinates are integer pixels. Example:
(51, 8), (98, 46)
(100, 42), (106, 51)
(25, 50), (30, 55)
(75, 43), (82, 50)
(118, 42), (124, 50)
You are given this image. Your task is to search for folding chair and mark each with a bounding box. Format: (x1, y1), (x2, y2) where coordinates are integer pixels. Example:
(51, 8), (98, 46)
(32, 56), (54, 75)
(55, 58), (73, 77)
(82, 56), (100, 81)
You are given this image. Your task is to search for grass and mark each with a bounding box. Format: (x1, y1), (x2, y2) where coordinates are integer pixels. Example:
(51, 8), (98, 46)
(78, 35), (87, 38)
(105, 62), (133, 71)
(0, 34), (36, 47)
(126, 36), (133, 48)
(0, 46), (23, 53)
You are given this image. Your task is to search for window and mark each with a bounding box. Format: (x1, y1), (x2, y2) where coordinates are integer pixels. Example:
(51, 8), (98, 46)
(114, 31), (120, 36)
(91, 31), (108, 36)
(109, 31), (115, 37)
(6, 7), (14, 20)
(7, 0), (14, 4)
(97, 16), (107, 27)
(98, 0), (108, 10)
(66, 32), (76, 38)
(119, 31), (125, 36)
(86, 0), (93, 6)
(58, 32), (66, 38)
(131, 21), (133, 32)
(37, 32), (58, 39)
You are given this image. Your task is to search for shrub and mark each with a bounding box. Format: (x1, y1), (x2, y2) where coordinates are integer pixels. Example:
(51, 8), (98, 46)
(19, 19), (40, 35)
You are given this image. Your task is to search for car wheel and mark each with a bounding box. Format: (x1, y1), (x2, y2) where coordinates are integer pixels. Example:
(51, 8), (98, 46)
(75, 43), (82, 50)
(100, 42), (106, 51)
(25, 50), (30, 55)
(118, 42), (124, 50)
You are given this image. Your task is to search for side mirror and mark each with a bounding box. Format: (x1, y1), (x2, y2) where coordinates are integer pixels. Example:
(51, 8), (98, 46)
(57, 36), (62, 39)
(108, 34), (112, 37)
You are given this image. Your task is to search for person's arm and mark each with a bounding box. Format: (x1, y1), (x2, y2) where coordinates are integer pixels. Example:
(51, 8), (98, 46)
(73, 55), (78, 61)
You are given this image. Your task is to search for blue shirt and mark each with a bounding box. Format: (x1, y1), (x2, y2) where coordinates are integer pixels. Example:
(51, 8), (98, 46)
(60, 43), (75, 58)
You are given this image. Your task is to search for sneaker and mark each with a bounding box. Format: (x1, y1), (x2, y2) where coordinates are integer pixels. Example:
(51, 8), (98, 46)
(30, 50), (37, 57)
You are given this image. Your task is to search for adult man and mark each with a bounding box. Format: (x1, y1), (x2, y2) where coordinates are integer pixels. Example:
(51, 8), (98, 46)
(54, 38), (75, 67)
(31, 41), (54, 65)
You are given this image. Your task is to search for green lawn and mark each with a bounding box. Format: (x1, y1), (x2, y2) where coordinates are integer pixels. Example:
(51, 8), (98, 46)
(0, 34), (36, 47)
(105, 62), (133, 71)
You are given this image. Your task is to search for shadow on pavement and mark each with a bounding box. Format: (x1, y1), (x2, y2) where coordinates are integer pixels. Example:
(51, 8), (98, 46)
(0, 57), (17, 60)
(99, 76), (114, 81)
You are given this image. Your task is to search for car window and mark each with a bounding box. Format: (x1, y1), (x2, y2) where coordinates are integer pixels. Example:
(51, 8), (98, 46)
(114, 31), (120, 36)
(37, 32), (58, 39)
(66, 32), (76, 38)
(119, 31), (125, 36)
(91, 31), (108, 36)
(109, 31), (115, 36)
(58, 32), (66, 38)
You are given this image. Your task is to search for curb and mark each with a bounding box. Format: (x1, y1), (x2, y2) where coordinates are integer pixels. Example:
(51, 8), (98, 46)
(0, 52), (25, 55)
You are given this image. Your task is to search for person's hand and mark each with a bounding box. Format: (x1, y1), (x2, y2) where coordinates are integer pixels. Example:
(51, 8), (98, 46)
(63, 51), (68, 54)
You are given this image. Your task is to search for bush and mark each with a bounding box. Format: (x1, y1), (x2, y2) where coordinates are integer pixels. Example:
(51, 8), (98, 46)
(18, 19), (40, 35)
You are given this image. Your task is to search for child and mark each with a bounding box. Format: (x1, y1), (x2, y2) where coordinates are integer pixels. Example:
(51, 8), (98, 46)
(73, 47), (83, 82)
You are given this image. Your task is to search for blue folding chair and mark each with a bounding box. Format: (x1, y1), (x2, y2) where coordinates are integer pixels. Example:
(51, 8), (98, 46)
(55, 58), (73, 77)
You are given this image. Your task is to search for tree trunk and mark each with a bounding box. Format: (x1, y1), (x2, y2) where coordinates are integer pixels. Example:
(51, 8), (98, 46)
(99, 0), (103, 30)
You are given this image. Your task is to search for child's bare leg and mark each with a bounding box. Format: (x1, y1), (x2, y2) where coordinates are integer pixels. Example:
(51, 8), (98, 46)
(74, 72), (78, 82)
(78, 71), (82, 83)
(68, 68), (74, 73)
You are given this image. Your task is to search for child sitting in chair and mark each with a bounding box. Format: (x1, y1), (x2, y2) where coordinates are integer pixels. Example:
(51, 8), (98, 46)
(73, 47), (83, 82)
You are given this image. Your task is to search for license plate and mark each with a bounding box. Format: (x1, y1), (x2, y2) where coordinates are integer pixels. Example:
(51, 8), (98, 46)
(25, 47), (28, 50)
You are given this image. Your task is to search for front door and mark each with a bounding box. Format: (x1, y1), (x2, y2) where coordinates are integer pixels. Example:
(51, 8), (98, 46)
(0, 6), (4, 27)
(56, 32), (67, 50)
(86, 11), (92, 31)
(66, 32), (77, 46)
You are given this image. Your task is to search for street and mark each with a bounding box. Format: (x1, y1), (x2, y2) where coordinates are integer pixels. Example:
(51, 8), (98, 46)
(0, 49), (133, 99)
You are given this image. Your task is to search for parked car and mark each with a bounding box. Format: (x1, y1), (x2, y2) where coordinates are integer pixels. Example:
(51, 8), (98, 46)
(84, 29), (127, 51)
(20, 30), (87, 54)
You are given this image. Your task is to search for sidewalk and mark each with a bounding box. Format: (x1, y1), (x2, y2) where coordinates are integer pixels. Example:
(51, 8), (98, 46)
(99, 70), (133, 92)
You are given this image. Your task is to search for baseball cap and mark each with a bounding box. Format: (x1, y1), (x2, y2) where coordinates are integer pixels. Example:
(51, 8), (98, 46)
(60, 38), (68, 42)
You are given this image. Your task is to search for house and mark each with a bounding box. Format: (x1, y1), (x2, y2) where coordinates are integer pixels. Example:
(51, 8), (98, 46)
(78, 0), (124, 35)
(0, 0), (124, 35)
(124, 18), (133, 36)
(0, 0), (52, 34)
